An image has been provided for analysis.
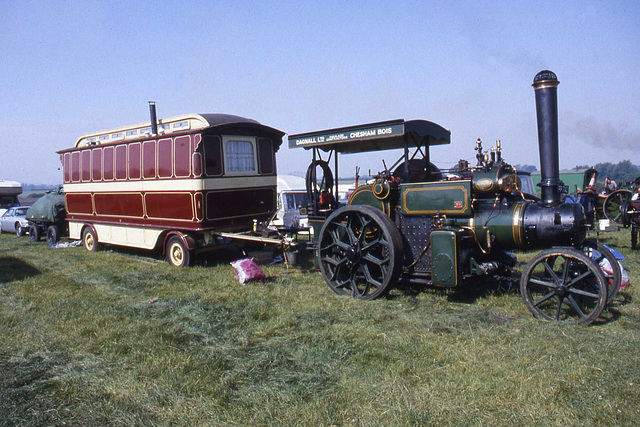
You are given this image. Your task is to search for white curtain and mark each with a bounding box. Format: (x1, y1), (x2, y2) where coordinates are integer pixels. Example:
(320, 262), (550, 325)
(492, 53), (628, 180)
(226, 140), (255, 172)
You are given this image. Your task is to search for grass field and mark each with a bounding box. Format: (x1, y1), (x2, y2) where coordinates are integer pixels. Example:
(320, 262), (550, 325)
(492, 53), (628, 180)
(1, 230), (639, 426)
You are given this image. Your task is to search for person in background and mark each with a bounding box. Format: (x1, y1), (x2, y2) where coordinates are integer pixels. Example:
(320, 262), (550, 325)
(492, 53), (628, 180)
(602, 177), (618, 195)
(631, 177), (640, 249)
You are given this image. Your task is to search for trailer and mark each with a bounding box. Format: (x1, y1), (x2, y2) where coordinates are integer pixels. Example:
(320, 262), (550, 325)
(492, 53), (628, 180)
(25, 186), (67, 245)
(58, 104), (290, 266)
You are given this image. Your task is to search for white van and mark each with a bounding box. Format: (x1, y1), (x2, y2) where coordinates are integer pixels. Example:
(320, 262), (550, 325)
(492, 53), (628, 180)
(274, 175), (309, 228)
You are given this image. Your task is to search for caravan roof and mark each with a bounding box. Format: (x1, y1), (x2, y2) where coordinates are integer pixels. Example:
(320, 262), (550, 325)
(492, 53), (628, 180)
(72, 113), (285, 149)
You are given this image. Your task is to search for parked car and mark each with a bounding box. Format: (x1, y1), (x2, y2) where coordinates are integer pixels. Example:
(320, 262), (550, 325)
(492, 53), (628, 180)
(0, 206), (29, 236)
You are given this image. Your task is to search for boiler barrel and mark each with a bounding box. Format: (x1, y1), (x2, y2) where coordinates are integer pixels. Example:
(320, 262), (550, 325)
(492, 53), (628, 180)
(454, 200), (586, 250)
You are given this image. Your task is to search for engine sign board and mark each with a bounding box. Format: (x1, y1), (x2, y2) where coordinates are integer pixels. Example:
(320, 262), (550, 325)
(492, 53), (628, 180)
(288, 119), (450, 154)
(289, 122), (404, 148)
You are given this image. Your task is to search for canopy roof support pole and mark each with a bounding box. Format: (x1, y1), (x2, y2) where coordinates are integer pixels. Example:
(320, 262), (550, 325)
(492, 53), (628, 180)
(403, 134), (409, 177)
(423, 136), (430, 165)
(334, 147), (339, 209)
(312, 148), (318, 214)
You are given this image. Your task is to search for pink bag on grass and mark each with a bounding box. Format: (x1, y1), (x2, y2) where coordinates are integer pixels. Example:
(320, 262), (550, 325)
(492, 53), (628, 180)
(230, 258), (267, 285)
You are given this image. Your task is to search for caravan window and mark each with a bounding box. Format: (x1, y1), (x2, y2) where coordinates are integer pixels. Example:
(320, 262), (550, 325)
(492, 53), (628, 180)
(224, 138), (256, 174)
(203, 136), (222, 176)
(257, 138), (274, 174)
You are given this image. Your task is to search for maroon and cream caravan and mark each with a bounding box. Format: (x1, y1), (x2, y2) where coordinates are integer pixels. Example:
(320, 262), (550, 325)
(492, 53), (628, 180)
(58, 109), (284, 266)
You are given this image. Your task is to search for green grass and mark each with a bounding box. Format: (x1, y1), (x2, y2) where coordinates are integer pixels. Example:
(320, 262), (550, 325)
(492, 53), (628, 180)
(1, 230), (640, 426)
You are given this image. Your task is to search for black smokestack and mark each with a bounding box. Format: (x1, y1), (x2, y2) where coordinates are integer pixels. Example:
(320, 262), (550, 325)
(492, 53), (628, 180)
(149, 101), (158, 136)
(532, 70), (563, 205)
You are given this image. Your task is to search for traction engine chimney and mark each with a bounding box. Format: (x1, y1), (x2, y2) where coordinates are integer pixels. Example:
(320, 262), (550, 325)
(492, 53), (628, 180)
(532, 70), (563, 205)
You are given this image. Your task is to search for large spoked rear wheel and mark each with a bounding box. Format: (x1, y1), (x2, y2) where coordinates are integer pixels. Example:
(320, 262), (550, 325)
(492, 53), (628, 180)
(520, 248), (607, 325)
(603, 190), (632, 224)
(317, 205), (403, 300)
(582, 239), (621, 304)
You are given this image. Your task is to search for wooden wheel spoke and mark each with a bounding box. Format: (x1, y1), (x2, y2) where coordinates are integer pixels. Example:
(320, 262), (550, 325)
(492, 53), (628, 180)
(555, 298), (564, 321)
(533, 290), (557, 307)
(542, 260), (561, 284)
(565, 270), (594, 288)
(561, 257), (571, 284)
(529, 277), (558, 288)
(567, 287), (600, 299)
(567, 295), (587, 319)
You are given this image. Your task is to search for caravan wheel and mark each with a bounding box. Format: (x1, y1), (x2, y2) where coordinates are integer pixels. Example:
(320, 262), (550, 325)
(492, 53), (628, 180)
(166, 236), (193, 267)
(82, 227), (101, 252)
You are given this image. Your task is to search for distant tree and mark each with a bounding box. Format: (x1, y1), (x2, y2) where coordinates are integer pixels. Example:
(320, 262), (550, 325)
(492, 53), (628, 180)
(22, 183), (59, 191)
(573, 165), (591, 170)
(513, 164), (537, 173)
(594, 160), (639, 185)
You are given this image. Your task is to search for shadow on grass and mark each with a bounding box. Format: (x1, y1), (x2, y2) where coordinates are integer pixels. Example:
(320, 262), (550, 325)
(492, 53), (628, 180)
(0, 257), (40, 283)
(0, 351), (156, 426)
(591, 291), (634, 326)
(391, 276), (518, 303)
(99, 243), (247, 267)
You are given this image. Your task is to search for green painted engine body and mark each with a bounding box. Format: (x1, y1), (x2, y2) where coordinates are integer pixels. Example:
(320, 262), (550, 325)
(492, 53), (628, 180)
(346, 179), (532, 287)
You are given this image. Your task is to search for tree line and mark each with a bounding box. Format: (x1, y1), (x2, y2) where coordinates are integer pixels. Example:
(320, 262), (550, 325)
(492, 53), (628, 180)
(515, 161), (639, 185)
(574, 160), (640, 185)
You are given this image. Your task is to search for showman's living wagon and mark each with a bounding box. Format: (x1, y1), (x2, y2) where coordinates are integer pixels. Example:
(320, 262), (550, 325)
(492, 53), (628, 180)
(289, 71), (622, 325)
(58, 104), (287, 266)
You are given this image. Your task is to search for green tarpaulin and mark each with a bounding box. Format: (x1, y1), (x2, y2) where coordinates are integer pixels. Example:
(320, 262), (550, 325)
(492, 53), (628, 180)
(26, 187), (65, 223)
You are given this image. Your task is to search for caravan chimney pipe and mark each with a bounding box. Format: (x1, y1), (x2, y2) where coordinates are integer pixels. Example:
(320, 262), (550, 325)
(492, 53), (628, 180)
(149, 101), (158, 136)
(532, 70), (563, 205)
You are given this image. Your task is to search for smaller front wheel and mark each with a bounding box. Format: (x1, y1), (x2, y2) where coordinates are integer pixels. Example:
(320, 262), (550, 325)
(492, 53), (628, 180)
(603, 190), (632, 224)
(166, 236), (192, 267)
(520, 248), (607, 325)
(16, 224), (25, 237)
(82, 227), (101, 252)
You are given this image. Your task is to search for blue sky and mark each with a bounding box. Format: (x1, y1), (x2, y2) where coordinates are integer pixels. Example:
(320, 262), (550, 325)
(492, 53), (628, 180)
(1, 0), (638, 184)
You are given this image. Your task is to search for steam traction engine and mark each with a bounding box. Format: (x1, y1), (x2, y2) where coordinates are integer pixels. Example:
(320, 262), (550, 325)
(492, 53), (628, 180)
(289, 71), (622, 325)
